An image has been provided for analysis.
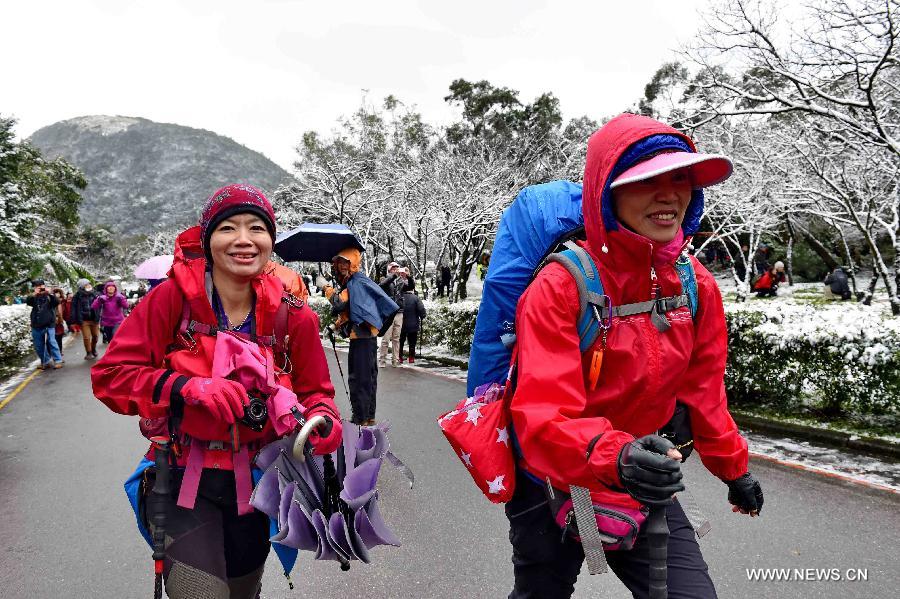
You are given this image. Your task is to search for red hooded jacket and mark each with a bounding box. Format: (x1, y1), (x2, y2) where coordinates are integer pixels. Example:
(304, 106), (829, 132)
(511, 114), (748, 508)
(91, 232), (337, 470)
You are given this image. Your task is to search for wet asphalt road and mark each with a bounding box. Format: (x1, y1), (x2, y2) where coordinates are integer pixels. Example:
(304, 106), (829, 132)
(0, 344), (898, 599)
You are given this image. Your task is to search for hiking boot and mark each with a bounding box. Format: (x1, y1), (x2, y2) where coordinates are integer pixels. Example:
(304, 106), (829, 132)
(92, 351), (98, 358)
(378, 361), (386, 368)
(53, 362), (63, 369)
(40, 363), (51, 371)
(84, 354), (92, 360)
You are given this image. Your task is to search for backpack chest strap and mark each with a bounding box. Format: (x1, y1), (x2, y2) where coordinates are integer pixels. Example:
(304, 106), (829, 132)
(549, 245), (695, 349)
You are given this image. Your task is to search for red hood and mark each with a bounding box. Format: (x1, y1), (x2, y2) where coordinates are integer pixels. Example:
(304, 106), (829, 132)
(174, 226), (204, 264)
(582, 113), (696, 269)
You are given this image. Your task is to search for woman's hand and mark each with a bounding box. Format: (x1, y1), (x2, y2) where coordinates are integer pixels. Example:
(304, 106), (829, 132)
(725, 472), (764, 517)
(616, 434), (685, 505)
(180, 377), (249, 424)
(305, 408), (342, 455)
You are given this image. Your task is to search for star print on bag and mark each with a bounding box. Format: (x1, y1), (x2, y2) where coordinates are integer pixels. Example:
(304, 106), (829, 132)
(436, 381), (516, 503)
(464, 404), (483, 426)
(496, 427), (509, 446)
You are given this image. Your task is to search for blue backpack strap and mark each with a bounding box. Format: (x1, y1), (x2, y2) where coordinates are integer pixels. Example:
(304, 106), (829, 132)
(674, 254), (699, 319)
(546, 242), (608, 352)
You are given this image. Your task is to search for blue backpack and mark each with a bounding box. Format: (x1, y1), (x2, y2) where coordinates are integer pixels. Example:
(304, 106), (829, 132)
(467, 180), (699, 395)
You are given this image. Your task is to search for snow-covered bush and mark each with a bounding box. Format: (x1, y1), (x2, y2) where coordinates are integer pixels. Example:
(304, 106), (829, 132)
(307, 296), (333, 332)
(420, 300), (479, 355)
(0, 305), (34, 364)
(725, 301), (900, 416)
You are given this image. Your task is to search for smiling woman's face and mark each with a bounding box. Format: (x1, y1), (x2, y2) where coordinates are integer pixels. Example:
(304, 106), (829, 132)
(611, 168), (692, 244)
(208, 213), (272, 280)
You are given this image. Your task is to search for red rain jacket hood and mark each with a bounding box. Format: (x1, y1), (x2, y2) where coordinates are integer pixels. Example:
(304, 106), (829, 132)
(510, 114), (748, 507)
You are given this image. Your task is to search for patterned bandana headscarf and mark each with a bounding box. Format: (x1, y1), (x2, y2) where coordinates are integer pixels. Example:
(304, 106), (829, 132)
(199, 184), (276, 263)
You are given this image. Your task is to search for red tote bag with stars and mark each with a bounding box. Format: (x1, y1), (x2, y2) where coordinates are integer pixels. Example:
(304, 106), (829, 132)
(437, 364), (516, 504)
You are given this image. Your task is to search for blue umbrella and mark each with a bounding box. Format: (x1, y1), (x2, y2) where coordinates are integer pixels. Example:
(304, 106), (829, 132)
(274, 223), (365, 263)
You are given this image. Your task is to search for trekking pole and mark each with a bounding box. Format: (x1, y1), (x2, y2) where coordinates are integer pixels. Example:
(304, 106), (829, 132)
(148, 437), (171, 599)
(327, 327), (351, 400)
(646, 503), (670, 599)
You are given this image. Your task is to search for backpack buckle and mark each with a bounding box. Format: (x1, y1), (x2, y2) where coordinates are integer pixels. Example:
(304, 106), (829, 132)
(178, 330), (198, 353)
(590, 295), (613, 330)
(282, 294), (304, 309)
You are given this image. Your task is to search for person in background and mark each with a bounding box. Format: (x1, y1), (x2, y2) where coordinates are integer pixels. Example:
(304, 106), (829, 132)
(753, 260), (787, 297)
(437, 263), (452, 298)
(752, 244), (770, 277)
(64, 291), (80, 335)
(824, 266), (852, 301)
(325, 249), (398, 425)
(52, 288), (66, 356)
(399, 289), (426, 364)
(92, 280), (129, 343)
(26, 279), (63, 369)
(378, 262), (405, 367)
(72, 279), (100, 358)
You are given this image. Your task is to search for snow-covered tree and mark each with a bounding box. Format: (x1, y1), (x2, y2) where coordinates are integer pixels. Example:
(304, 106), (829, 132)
(0, 116), (88, 290)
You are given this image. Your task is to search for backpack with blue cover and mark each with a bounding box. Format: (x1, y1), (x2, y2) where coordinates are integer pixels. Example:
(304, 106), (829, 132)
(467, 180), (700, 395)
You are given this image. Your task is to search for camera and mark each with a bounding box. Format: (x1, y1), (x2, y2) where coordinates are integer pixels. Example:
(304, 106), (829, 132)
(239, 391), (268, 432)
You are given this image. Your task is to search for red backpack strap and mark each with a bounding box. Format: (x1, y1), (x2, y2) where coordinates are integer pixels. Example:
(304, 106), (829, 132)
(274, 292), (304, 363)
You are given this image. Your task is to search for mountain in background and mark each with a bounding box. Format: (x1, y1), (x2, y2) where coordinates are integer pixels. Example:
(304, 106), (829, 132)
(29, 115), (291, 236)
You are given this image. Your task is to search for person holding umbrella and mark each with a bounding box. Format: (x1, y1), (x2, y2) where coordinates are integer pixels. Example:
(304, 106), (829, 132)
(324, 247), (398, 426)
(504, 114), (762, 598)
(92, 184), (342, 599)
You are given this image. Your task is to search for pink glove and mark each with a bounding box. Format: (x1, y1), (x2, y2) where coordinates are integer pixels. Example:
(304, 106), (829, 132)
(306, 404), (343, 455)
(180, 377), (248, 424)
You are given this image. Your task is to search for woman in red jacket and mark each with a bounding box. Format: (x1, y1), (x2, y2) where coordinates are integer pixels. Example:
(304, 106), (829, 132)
(92, 184), (341, 599)
(506, 114), (763, 598)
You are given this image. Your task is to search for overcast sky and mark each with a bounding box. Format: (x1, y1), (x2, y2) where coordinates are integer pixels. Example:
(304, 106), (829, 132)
(4, 0), (708, 170)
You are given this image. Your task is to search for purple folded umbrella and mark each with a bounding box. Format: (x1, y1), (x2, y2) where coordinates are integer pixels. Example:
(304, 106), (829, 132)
(250, 421), (406, 569)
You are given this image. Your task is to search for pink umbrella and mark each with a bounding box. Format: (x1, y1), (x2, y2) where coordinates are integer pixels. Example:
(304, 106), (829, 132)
(133, 255), (174, 280)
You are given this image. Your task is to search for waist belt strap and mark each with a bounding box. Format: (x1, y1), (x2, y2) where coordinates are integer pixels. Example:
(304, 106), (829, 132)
(176, 438), (256, 516)
(233, 445), (254, 516)
(176, 438), (205, 511)
(677, 489), (711, 538)
(570, 485), (609, 575)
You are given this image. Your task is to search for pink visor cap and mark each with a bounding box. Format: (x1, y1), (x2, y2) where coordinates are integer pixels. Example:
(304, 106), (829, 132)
(610, 152), (733, 190)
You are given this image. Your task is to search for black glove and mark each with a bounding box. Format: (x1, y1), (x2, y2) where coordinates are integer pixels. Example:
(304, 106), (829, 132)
(617, 434), (685, 506)
(726, 472), (764, 515)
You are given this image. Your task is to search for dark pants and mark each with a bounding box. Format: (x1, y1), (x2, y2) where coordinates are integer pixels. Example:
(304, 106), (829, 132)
(505, 472), (717, 599)
(150, 469), (270, 599)
(755, 285), (778, 298)
(102, 324), (119, 343)
(348, 337), (378, 424)
(437, 282), (447, 297)
(399, 330), (418, 360)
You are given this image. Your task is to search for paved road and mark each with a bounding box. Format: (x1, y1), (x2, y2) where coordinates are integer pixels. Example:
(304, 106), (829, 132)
(0, 346), (898, 598)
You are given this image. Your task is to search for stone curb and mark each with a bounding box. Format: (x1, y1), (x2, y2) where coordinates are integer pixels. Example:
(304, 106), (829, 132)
(732, 412), (900, 460)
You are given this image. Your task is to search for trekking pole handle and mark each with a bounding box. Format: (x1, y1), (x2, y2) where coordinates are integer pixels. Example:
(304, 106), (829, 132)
(292, 415), (327, 462)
